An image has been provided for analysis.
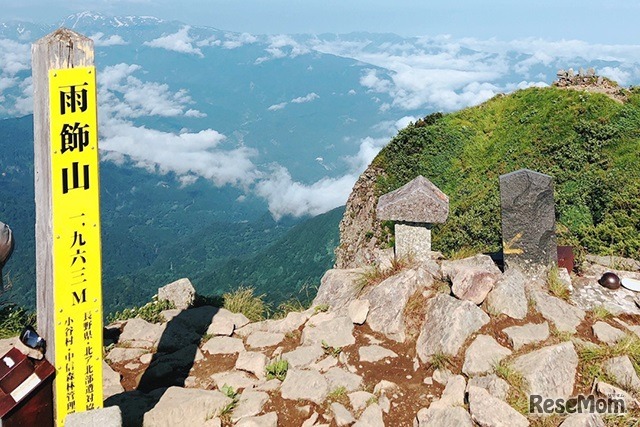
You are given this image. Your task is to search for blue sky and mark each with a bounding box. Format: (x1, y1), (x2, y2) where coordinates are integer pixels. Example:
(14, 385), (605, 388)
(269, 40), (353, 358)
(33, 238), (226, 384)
(5, 0), (638, 43)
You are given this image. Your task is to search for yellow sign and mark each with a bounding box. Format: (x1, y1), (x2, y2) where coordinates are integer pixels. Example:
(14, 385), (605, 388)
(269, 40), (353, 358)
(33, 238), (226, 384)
(49, 66), (103, 425)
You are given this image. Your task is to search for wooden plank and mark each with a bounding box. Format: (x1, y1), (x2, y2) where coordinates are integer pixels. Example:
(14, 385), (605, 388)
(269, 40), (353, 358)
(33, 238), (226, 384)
(32, 29), (95, 420)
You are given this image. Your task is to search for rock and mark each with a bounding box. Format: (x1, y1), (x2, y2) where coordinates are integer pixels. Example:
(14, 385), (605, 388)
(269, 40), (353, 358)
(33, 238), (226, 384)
(502, 322), (550, 350)
(431, 375), (466, 409)
(513, 342), (578, 400)
(570, 269), (640, 315)
(137, 344), (203, 391)
(353, 403), (385, 427)
(592, 321), (625, 345)
(443, 255), (502, 304)
(393, 222), (433, 260)
(119, 318), (165, 349)
(306, 311), (336, 327)
(462, 335), (511, 377)
(359, 345), (398, 363)
(467, 374), (510, 401)
(596, 380), (639, 409)
(331, 402), (356, 426)
(432, 368), (452, 385)
(231, 391), (270, 423)
(373, 379), (398, 395)
(65, 406), (122, 427)
(499, 169), (558, 275)
(160, 308), (182, 322)
(201, 336), (245, 355)
(235, 412), (278, 427)
(0, 336), (44, 360)
(532, 291), (585, 333)
(203, 418), (222, 427)
(267, 311), (309, 334)
(282, 345), (324, 368)
(486, 269), (528, 319)
(255, 379), (281, 392)
(140, 353), (153, 364)
(301, 316), (355, 348)
(210, 371), (259, 391)
(312, 268), (366, 312)
(416, 294), (489, 361)
(348, 299), (369, 324)
(158, 278), (196, 310)
(142, 387), (232, 427)
(246, 331), (285, 348)
(156, 320), (202, 353)
(325, 366), (363, 392)
(364, 267), (432, 342)
(558, 267), (574, 292)
(311, 355), (338, 373)
(603, 356), (640, 391)
(468, 386), (529, 427)
(280, 368), (329, 404)
(103, 361), (124, 399)
(559, 414), (606, 427)
(415, 406), (474, 427)
(207, 308), (249, 336)
(236, 351), (269, 379)
(586, 254), (640, 272)
(348, 391), (377, 412)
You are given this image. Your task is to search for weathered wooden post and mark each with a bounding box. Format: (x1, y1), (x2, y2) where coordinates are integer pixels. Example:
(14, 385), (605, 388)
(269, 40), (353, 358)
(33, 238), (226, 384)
(376, 175), (449, 261)
(32, 29), (104, 425)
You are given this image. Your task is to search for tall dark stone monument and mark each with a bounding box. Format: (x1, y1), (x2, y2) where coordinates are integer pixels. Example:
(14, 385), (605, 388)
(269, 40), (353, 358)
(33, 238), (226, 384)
(499, 169), (557, 275)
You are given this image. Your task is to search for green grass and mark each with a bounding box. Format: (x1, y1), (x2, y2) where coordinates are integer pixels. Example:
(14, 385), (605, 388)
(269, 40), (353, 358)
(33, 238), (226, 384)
(576, 334), (640, 389)
(223, 286), (269, 322)
(0, 303), (35, 339)
(265, 358), (289, 381)
(107, 297), (175, 324)
(321, 340), (342, 357)
(428, 352), (454, 371)
(370, 87), (640, 259)
(547, 266), (570, 301)
(356, 256), (412, 294)
(494, 360), (529, 414)
(326, 386), (349, 405)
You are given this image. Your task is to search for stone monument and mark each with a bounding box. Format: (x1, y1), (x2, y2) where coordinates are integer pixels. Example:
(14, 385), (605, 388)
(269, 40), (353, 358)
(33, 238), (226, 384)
(376, 176), (449, 261)
(0, 221), (14, 289)
(499, 169), (557, 275)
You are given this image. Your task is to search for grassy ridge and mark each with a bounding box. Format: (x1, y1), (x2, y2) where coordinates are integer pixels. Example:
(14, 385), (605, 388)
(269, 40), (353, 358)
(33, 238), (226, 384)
(373, 87), (640, 258)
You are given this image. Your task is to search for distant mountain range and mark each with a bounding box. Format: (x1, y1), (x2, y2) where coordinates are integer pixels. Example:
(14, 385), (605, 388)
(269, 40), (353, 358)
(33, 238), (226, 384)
(1, 12), (640, 312)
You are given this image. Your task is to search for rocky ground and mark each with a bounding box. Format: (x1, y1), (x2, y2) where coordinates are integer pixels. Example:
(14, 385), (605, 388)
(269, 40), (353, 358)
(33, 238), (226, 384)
(3, 252), (640, 427)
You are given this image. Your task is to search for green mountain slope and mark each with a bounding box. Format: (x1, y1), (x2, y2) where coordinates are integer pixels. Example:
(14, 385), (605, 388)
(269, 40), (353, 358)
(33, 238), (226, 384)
(339, 85), (640, 267)
(198, 206), (344, 305)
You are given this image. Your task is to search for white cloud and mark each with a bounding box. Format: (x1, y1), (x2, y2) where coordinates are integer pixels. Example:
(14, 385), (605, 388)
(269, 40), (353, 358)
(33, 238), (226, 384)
(98, 63), (205, 119)
(255, 34), (310, 63)
(196, 36), (221, 47)
(291, 92), (319, 103)
(101, 119), (259, 187)
(144, 26), (203, 57)
(222, 32), (258, 49)
(268, 102), (287, 111)
(90, 32), (127, 47)
(255, 165), (357, 220)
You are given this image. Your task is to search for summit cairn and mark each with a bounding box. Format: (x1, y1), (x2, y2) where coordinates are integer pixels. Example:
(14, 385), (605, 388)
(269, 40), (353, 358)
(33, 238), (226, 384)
(499, 169), (557, 276)
(376, 176), (448, 261)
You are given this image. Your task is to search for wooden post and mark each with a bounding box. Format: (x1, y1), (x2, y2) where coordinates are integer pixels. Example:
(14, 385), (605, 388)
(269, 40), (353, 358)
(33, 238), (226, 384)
(33, 29), (103, 424)
(33, 26), (94, 374)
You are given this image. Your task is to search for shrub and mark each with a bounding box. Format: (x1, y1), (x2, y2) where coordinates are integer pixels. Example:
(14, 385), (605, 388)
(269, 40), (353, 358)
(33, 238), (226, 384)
(0, 303), (35, 339)
(107, 297), (175, 324)
(265, 358), (289, 381)
(223, 286), (269, 322)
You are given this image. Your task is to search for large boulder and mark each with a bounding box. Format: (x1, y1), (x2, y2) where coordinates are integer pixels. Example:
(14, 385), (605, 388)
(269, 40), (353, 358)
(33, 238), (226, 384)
(280, 368), (329, 404)
(363, 267), (432, 342)
(158, 278), (196, 310)
(312, 268), (365, 312)
(468, 385), (529, 427)
(486, 269), (528, 319)
(142, 387), (231, 427)
(301, 315), (355, 348)
(416, 294), (489, 362)
(512, 342), (578, 400)
(442, 254), (501, 304)
(532, 291), (585, 333)
(462, 335), (512, 377)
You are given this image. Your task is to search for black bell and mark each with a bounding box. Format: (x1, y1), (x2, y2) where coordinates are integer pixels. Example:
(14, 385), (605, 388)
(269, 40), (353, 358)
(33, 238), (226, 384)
(598, 272), (621, 290)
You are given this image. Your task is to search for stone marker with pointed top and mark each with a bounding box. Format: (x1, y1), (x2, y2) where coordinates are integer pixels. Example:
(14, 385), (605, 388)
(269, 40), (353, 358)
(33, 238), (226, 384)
(376, 176), (449, 260)
(499, 169), (557, 276)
